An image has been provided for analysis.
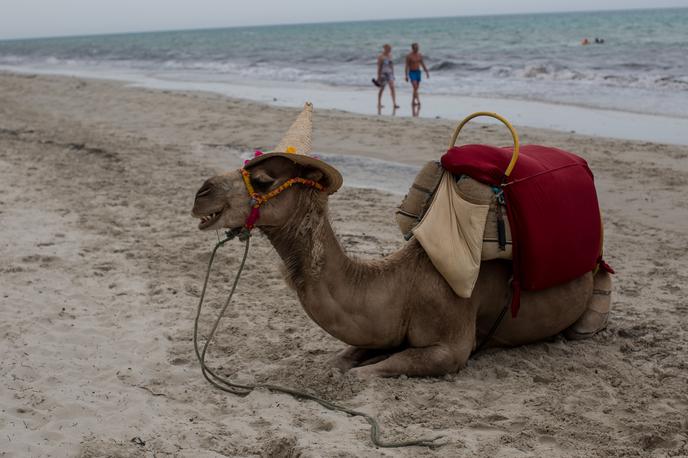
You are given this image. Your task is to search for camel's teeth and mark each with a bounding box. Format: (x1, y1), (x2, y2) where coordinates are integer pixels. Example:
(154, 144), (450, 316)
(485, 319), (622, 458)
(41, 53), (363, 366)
(200, 212), (219, 225)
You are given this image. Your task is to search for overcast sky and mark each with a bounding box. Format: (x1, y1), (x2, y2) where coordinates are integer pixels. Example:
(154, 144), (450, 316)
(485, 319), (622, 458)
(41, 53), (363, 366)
(1, 0), (686, 40)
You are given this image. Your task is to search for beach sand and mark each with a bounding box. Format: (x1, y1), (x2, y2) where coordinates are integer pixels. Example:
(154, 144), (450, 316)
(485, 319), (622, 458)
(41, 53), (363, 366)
(1, 71), (687, 457)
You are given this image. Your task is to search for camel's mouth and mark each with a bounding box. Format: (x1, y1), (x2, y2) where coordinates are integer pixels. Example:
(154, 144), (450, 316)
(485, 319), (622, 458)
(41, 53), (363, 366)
(196, 209), (224, 230)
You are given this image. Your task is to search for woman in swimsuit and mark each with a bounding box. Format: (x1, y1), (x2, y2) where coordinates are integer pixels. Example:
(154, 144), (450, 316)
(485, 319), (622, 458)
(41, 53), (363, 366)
(375, 44), (400, 113)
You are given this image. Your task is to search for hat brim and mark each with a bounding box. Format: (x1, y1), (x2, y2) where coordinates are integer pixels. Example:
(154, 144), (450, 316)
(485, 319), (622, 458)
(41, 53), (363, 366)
(244, 152), (343, 194)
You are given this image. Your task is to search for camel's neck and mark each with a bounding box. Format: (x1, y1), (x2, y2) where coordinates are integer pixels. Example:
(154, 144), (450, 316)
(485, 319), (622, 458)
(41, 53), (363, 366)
(261, 194), (351, 292)
(260, 193), (405, 346)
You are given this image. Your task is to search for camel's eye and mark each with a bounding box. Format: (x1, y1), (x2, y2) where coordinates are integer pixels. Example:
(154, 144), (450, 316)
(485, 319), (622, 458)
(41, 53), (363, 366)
(252, 175), (275, 193)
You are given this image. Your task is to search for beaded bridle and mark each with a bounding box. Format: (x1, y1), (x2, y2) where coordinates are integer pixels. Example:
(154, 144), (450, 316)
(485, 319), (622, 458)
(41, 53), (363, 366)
(239, 168), (325, 230)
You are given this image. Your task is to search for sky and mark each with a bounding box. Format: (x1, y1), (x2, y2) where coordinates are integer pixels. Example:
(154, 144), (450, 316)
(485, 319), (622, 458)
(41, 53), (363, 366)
(1, 0), (687, 40)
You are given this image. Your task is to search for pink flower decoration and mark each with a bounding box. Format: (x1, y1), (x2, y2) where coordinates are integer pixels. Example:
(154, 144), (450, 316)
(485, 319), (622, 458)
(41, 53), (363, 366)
(254, 150), (264, 157)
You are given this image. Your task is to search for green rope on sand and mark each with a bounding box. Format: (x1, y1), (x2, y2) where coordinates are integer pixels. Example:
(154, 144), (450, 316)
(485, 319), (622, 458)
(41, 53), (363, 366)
(193, 230), (445, 449)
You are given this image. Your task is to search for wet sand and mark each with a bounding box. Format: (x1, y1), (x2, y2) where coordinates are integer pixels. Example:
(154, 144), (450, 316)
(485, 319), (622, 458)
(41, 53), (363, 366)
(1, 71), (687, 457)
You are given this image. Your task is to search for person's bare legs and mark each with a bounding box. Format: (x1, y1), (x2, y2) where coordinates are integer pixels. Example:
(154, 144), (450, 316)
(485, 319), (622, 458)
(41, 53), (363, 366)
(377, 85), (385, 114)
(410, 80), (420, 116)
(411, 80), (420, 106)
(389, 81), (400, 109)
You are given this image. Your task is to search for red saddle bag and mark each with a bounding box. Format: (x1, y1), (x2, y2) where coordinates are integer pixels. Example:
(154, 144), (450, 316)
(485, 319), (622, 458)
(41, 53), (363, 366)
(441, 144), (608, 316)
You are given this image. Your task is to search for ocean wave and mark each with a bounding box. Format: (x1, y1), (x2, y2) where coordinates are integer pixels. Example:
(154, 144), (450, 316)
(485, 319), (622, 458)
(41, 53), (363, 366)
(479, 62), (688, 91)
(518, 63), (585, 80)
(429, 60), (495, 72)
(655, 76), (688, 89)
(430, 61), (461, 71)
(0, 54), (24, 65)
(617, 62), (650, 70)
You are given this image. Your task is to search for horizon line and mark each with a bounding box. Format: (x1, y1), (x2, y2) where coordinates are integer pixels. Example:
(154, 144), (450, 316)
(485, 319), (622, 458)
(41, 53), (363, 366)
(1, 5), (685, 42)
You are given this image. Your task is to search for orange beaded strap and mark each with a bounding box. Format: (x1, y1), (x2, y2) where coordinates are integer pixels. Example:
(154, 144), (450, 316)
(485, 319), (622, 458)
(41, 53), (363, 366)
(240, 168), (325, 230)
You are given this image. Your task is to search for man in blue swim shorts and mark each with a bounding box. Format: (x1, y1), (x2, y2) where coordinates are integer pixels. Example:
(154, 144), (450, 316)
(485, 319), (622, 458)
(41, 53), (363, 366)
(405, 43), (430, 115)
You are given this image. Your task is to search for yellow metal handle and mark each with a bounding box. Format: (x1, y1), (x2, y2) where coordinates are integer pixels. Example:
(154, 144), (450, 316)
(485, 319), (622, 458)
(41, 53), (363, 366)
(449, 111), (520, 177)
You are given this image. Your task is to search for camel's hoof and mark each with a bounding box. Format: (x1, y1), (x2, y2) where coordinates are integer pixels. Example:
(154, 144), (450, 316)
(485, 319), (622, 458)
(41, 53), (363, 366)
(566, 271), (612, 340)
(328, 355), (355, 372)
(564, 303), (609, 340)
(564, 310), (609, 340)
(348, 366), (378, 380)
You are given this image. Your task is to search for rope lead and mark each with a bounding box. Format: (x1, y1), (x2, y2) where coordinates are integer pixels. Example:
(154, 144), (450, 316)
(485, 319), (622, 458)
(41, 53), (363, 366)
(193, 231), (445, 449)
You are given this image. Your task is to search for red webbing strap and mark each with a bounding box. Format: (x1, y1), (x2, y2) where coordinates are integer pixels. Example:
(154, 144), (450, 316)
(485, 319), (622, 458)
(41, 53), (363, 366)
(501, 186), (521, 317)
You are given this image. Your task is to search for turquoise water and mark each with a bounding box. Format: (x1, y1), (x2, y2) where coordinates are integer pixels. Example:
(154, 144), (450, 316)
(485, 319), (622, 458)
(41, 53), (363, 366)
(1, 8), (687, 116)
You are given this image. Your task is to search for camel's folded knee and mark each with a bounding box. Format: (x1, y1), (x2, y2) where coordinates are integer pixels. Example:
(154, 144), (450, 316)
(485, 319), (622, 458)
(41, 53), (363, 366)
(349, 344), (469, 378)
(564, 270), (612, 340)
(425, 345), (467, 375)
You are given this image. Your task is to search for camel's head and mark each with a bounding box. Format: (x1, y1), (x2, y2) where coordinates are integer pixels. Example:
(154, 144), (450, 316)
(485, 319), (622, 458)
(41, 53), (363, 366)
(192, 156), (332, 231)
(191, 102), (342, 232)
(191, 169), (248, 231)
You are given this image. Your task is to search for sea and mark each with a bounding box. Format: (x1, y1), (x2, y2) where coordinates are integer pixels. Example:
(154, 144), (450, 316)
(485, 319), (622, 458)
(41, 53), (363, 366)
(1, 7), (688, 144)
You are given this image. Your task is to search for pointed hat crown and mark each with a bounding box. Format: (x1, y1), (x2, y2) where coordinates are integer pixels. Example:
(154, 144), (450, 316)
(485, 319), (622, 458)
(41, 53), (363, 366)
(273, 102), (313, 154)
(244, 102), (343, 194)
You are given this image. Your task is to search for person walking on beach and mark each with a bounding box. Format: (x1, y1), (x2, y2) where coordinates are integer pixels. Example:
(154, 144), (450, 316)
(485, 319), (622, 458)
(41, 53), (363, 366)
(374, 44), (400, 114)
(405, 43), (430, 116)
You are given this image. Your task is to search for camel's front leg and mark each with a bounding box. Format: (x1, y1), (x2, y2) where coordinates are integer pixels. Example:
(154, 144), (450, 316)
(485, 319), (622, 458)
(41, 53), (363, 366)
(349, 344), (470, 378)
(329, 346), (393, 372)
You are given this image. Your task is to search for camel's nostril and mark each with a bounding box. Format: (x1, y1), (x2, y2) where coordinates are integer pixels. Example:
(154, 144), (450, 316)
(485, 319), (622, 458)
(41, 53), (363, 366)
(196, 184), (213, 198)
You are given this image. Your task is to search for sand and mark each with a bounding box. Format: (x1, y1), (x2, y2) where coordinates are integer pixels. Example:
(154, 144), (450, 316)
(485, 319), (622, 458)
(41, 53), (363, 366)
(1, 71), (687, 457)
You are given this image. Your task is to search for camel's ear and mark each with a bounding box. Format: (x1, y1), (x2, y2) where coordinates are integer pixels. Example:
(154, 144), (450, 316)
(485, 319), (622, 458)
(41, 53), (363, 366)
(303, 167), (324, 183)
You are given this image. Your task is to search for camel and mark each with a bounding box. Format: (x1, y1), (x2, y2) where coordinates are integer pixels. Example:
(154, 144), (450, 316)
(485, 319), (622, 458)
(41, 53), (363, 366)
(191, 104), (612, 378)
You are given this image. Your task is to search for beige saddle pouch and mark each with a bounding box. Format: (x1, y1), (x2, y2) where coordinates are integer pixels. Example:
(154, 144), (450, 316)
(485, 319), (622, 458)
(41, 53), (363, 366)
(412, 172), (490, 298)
